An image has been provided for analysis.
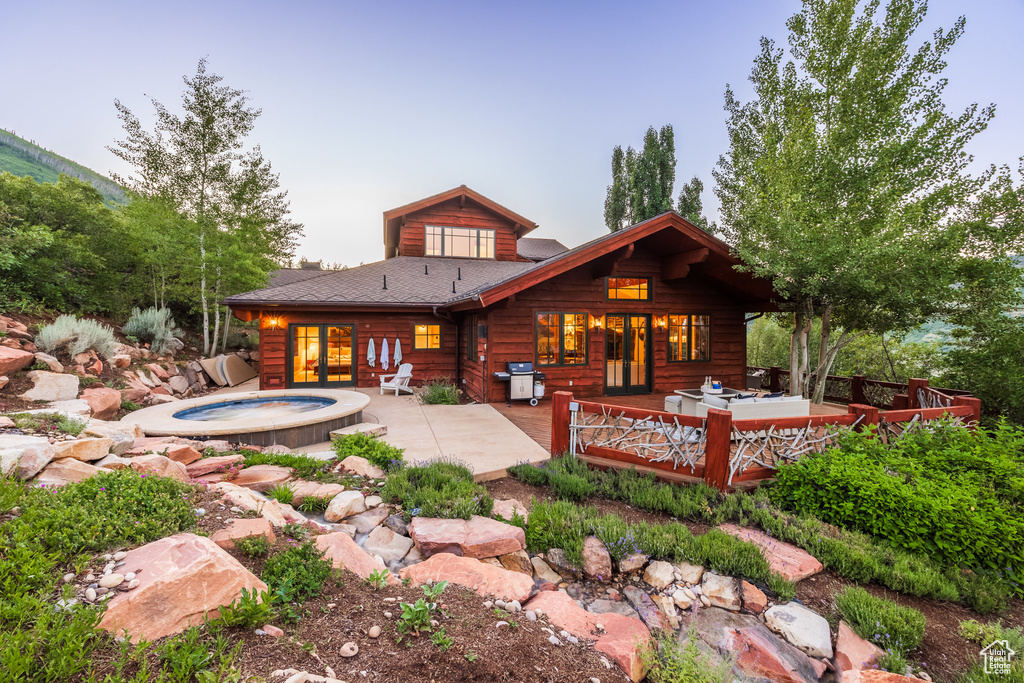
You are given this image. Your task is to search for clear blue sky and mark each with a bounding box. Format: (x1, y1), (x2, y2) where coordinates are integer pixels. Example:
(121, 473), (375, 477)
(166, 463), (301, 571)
(4, 0), (1021, 266)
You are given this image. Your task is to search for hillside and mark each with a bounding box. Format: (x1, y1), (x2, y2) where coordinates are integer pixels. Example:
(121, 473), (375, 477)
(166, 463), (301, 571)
(0, 128), (126, 204)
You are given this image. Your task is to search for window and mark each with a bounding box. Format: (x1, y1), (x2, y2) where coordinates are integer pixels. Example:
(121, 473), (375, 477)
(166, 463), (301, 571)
(606, 277), (651, 300)
(668, 315), (711, 361)
(536, 312), (588, 366)
(425, 226), (496, 259)
(466, 314), (477, 362)
(414, 324), (440, 349)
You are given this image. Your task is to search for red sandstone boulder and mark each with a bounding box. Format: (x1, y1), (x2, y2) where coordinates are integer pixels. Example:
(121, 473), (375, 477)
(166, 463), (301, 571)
(843, 671), (920, 683)
(130, 454), (189, 481)
(53, 437), (114, 462)
(155, 443), (203, 465)
(186, 454), (245, 478)
(408, 515), (525, 559)
(0, 346), (34, 375)
(719, 523), (823, 581)
(81, 387), (122, 421)
(146, 363), (170, 380)
(741, 580), (768, 614)
(399, 553), (534, 603)
(491, 497), (530, 523)
(315, 531), (397, 585)
(120, 382), (150, 403)
(527, 590), (652, 682)
(582, 535), (613, 582)
(210, 518), (276, 550)
(338, 455), (385, 478)
(231, 464), (292, 492)
(35, 458), (101, 485)
(835, 620), (884, 676)
(98, 533), (267, 642)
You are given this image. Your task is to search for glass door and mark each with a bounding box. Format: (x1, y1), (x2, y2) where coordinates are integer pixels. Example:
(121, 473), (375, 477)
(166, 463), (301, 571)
(289, 324), (354, 388)
(605, 314), (650, 395)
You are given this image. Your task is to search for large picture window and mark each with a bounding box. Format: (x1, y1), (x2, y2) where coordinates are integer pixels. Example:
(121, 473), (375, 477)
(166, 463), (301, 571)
(425, 226), (496, 259)
(606, 277), (651, 300)
(668, 314), (711, 361)
(414, 324), (441, 349)
(536, 312), (588, 366)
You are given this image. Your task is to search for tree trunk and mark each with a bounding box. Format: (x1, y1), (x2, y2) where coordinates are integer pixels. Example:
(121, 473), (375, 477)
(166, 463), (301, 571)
(221, 308), (231, 351)
(789, 310), (803, 395)
(798, 308), (812, 397)
(811, 306), (833, 404)
(200, 228), (210, 356)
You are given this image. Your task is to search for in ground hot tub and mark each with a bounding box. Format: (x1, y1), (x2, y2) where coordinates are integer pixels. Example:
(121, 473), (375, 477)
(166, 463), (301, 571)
(121, 389), (369, 448)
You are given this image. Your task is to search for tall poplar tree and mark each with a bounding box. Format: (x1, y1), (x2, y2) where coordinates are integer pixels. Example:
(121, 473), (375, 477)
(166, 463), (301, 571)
(604, 125), (677, 231)
(714, 0), (1008, 402)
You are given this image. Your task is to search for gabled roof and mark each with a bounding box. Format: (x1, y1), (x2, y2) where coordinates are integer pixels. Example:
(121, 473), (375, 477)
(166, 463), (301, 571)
(383, 185), (539, 258)
(517, 237), (568, 262)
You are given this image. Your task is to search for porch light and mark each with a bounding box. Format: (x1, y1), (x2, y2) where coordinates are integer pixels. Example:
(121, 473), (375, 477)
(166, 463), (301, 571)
(590, 314), (604, 330)
(656, 316), (667, 329)
(266, 316), (282, 329)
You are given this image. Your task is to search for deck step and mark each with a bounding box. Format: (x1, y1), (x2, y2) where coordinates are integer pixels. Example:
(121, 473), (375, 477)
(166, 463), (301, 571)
(330, 422), (387, 441)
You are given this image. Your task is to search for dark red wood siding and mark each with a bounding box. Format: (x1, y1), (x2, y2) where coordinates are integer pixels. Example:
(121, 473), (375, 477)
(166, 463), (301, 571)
(397, 198), (527, 262)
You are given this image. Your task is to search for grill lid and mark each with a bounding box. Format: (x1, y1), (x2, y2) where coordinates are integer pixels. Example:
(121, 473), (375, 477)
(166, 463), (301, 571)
(507, 361), (534, 374)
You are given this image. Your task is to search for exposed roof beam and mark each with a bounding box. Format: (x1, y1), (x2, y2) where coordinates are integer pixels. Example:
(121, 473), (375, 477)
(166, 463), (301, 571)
(593, 242), (634, 279)
(661, 247), (710, 280)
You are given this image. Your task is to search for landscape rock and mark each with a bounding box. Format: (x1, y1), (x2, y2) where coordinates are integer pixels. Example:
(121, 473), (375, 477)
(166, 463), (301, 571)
(315, 532), (397, 585)
(384, 514), (409, 536)
(148, 394), (180, 404)
(53, 437), (114, 462)
(765, 602), (834, 658)
(45, 399), (93, 418)
(401, 553), (535, 603)
(408, 515), (525, 559)
(130, 454), (189, 481)
(112, 354), (131, 369)
(231, 465), (292, 492)
(338, 455), (385, 478)
(0, 346), (34, 375)
(145, 363), (170, 381)
(588, 598), (641, 620)
(841, 671), (921, 683)
(531, 556), (563, 583)
(21, 370), (80, 402)
(324, 490), (366, 522)
(96, 454), (132, 470)
(35, 458), (101, 485)
(701, 573), (741, 612)
(835, 620), (884, 676)
(97, 533), (267, 642)
(642, 560), (675, 589)
(623, 585), (670, 631)
(210, 518), (277, 550)
(719, 523), (823, 582)
(84, 420), (141, 455)
(497, 549), (533, 575)
(0, 375), (8, 390)
(545, 548), (581, 578)
(167, 376), (189, 394)
(81, 387), (122, 421)
(348, 506), (390, 534)
(185, 454), (245, 477)
(0, 434), (55, 479)
(154, 443), (203, 465)
(692, 607), (821, 683)
(671, 588), (693, 610)
(674, 561), (704, 584)
(34, 352), (64, 373)
(527, 590), (652, 682)
(740, 580), (768, 614)
(582, 536), (613, 582)
(491, 497), (529, 523)
(210, 482), (294, 527)
(363, 525), (414, 564)
(288, 481), (345, 505)
(650, 594), (680, 630)
(618, 553), (649, 573)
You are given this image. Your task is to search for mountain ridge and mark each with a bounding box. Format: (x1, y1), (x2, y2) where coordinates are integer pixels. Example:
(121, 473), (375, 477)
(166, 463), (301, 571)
(0, 128), (126, 204)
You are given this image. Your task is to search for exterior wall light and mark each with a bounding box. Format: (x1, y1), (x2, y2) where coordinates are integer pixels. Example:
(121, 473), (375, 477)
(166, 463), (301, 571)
(591, 314), (604, 330)
(266, 316), (282, 329)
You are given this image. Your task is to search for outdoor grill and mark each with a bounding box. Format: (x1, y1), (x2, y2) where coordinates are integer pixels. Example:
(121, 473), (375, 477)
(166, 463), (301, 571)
(493, 361), (546, 406)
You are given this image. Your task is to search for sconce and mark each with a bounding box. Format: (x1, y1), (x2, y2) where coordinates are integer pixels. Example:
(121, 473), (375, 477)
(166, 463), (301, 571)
(656, 316), (667, 330)
(265, 316), (282, 329)
(590, 314), (604, 331)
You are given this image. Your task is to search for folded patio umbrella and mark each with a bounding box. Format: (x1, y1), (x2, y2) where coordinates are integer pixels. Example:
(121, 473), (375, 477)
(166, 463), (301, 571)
(393, 338), (402, 366)
(366, 337), (376, 368)
(381, 337), (389, 371)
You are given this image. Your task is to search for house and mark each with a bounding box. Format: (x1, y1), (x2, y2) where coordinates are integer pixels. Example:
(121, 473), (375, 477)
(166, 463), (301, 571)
(224, 185), (778, 402)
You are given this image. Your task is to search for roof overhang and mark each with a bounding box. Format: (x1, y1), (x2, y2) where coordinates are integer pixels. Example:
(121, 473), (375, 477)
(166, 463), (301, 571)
(383, 185), (539, 258)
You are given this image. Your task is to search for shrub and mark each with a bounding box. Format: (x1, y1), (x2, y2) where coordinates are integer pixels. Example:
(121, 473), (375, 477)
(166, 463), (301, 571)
(381, 458), (492, 520)
(769, 422), (1024, 576)
(10, 411), (86, 436)
(297, 494), (333, 513)
(234, 536), (270, 557)
(242, 451), (333, 479)
(419, 377), (461, 405)
(261, 542), (332, 603)
(266, 483), (294, 505)
(332, 432), (405, 472)
(35, 314), (117, 358)
(836, 587), (926, 660)
(644, 630), (733, 683)
(216, 587), (275, 628)
(122, 306), (183, 355)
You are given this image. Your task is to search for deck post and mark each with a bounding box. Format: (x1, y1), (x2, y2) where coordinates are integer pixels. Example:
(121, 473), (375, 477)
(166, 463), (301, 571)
(850, 375), (867, 405)
(768, 366), (782, 393)
(848, 404), (880, 435)
(551, 391), (573, 455)
(703, 407), (732, 492)
(953, 395), (982, 427)
(907, 378), (929, 409)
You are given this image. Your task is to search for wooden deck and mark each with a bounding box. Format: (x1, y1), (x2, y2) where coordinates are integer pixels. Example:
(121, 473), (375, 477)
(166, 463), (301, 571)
(490, 394), (849, 454)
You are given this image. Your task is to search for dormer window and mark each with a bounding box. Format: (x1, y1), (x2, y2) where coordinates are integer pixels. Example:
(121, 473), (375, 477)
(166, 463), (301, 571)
(425, 226), (496, 259)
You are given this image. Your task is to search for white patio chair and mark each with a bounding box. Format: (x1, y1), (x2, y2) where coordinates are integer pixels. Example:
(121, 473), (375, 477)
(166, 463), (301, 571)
(379, 363), (414, 396)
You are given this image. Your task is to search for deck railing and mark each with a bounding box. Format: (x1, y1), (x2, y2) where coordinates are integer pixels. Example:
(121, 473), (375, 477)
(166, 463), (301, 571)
(551, 388), (981, 492)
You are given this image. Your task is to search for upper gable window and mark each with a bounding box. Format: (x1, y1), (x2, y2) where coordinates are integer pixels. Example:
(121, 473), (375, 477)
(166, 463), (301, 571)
(606, 277), (651, 300)
(425, 226), (496, 259)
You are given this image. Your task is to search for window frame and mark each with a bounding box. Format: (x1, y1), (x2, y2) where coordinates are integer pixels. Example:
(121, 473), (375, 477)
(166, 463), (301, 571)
(424, 225), (497, 259)
(466, 314), (478, 362)
(605, 277), (652, 301)
(666, 314), (712, 363)
(413, 323), (441, 350)
(535, 311), (589, 367)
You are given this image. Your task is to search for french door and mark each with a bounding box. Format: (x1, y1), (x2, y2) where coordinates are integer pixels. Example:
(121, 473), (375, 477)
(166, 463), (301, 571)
(605, 314), (650, 395)
(289, 324), (354, 388)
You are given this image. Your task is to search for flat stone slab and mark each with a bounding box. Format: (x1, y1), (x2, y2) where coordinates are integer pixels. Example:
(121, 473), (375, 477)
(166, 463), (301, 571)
(363, 525), (413, 564)
(186, 454), (244, 478)
(36, 458), (101, 485)
(588, 598), (640, 621)
(527, 589), (652, 682)
(0, 434), (55, 480)
(230, 465), (292, 492)
(315, 531), (397, 586)
(408, 515), (525, 559)
(719, 523), (823, 582)
(399, 552), (534, 603)
(765, 602), (834, 658)
(702, 572), (741, 612)
(835, 620), (884, 676)
(210, 518), (276, 550)
(330, 422), (387, 439)
(623, 585), (670, 631)
(491, 497), (529, 523)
